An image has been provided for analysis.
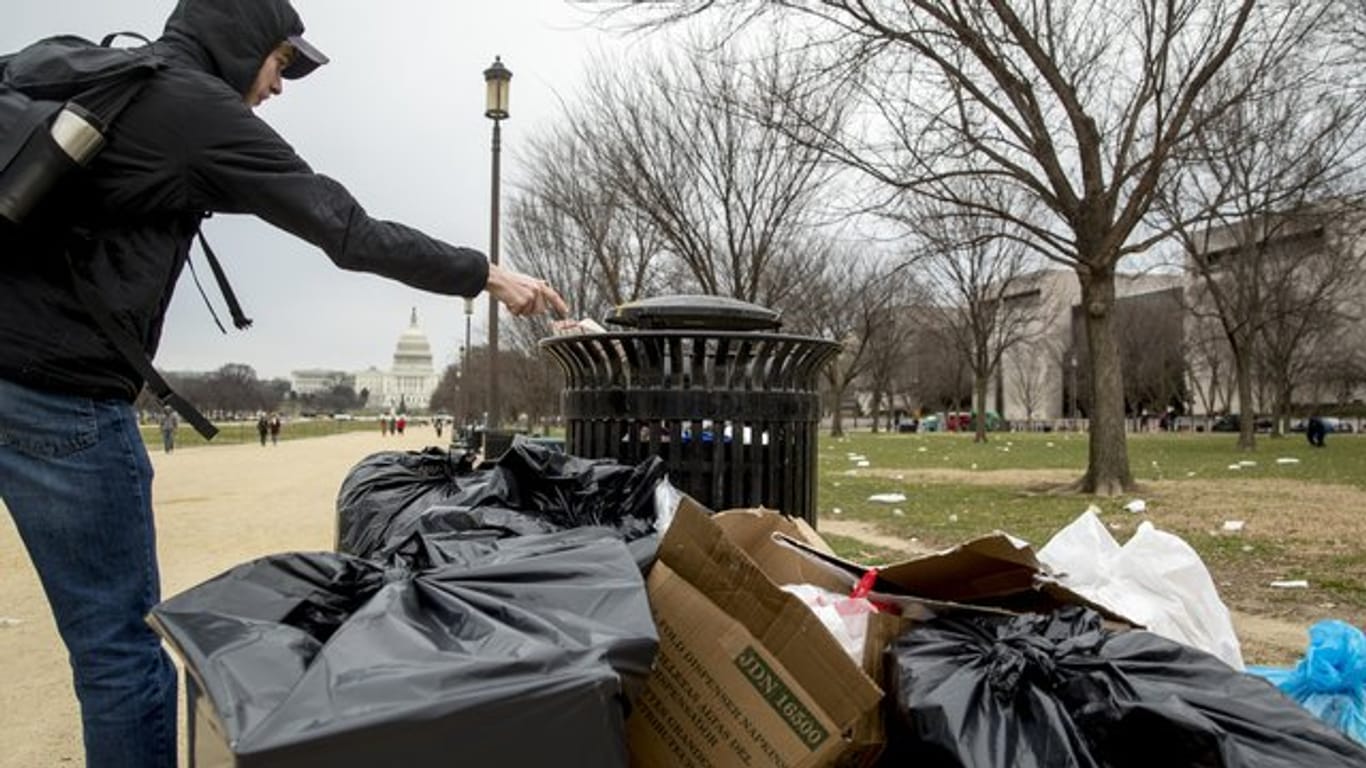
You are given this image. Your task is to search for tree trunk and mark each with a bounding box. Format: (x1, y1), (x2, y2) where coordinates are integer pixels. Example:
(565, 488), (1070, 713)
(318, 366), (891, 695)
(830, 384), (847, 437)
(973, 374), (989, 444)
(871, 391), (881, 434)
(1078, 271), (1134, 495)
(1234, 350), (1256, 451)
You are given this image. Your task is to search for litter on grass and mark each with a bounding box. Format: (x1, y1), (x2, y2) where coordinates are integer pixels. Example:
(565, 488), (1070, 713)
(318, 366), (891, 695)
(868, 493), (908, 504)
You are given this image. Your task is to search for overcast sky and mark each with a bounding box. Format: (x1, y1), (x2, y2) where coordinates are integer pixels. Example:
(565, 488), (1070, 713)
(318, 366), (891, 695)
(4, 1), (657, 381)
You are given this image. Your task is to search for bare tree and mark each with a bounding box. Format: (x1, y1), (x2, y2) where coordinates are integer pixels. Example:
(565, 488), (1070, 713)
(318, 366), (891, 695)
(1157, 38), (1366, 449)
(859, 270), (926, 432)
(898, 189), (1041, 442)
(570, 37), (847, 304)
(508, 122), (669, 320)
(1186, 312), (1235, 422)
(1007, 338), (1054, 428)
(899, 304), (973, 421)
(1254, 215), (1366, 432)
(806, 251), (906, 436)
(631, 0), (1322, 494)
(1113, 287), (1187, 426)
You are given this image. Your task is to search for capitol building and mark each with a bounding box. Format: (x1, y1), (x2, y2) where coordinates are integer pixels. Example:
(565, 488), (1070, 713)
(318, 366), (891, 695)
(293, 309), (441, 412)
(354, 308), (442, 411)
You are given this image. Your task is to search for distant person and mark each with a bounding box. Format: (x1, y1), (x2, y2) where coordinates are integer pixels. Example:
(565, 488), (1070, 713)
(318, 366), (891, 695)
(397, 414), (407, 435)
(1307, 415), (1328, 448)
(434, 417), (444, 439)
(389, 414), (398, 435)
(159, 407), (179, 453)
(268, 413), (282, 445)
(380, 415), (388, 436)
(0, 1), (567, 764)
(257, 413), (269, 447)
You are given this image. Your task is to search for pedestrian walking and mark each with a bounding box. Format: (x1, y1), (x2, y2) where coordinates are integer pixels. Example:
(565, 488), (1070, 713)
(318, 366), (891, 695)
(159, 407), (179, 453)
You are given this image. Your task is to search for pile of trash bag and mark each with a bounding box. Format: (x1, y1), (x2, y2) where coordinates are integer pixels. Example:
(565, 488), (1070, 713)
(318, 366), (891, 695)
(336, 440), (670, 562)
(150, 528), (658, 767)
(1249, 620), (1366, 746)
(882, 605), (1366, 767)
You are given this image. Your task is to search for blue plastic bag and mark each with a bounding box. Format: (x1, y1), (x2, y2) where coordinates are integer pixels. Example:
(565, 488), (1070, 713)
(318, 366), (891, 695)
(1249, 620), (1366, 745)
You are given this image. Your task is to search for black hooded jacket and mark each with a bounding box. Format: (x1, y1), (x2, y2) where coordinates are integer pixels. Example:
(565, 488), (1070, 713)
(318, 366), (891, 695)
(0, 0), (489, 402)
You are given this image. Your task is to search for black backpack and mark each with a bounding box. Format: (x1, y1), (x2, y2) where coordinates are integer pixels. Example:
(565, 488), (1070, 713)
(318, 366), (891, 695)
(1, 34), (246, 439)
(0, 33), (160, 226)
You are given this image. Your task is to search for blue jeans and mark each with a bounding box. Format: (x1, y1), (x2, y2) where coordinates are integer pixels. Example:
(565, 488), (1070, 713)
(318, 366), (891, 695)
(0, 377), (177, 768)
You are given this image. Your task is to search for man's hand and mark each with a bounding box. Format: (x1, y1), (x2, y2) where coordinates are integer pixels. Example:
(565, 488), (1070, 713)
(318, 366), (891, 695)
(484, 262), (570, 318)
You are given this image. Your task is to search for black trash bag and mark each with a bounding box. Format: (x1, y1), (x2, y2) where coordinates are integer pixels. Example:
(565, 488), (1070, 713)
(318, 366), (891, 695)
(884, 606), (1366, 768)
(149, 528), (659, 768)
(335, 440), (669, 561)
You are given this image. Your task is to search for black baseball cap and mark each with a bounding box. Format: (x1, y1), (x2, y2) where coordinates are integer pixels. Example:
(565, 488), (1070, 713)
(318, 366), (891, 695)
(282, 33), (328, 79)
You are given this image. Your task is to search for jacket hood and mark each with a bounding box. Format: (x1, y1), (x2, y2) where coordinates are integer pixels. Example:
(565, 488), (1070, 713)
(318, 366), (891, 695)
(159, 0), (305, 95)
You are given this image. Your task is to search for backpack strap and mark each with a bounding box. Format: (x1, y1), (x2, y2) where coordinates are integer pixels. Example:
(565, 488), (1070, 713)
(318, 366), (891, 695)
(182, 246), (229, 334)
(65, 246), (219, 440)
(99, 32), (152, 48)
(195, 227), (252, 330)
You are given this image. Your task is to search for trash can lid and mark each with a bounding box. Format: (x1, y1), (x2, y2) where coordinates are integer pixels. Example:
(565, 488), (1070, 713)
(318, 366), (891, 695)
(606, 295), (782, 331)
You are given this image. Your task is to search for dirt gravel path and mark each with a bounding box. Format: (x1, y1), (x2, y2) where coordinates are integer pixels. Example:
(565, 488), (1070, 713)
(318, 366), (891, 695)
(0, 427), (433, 767)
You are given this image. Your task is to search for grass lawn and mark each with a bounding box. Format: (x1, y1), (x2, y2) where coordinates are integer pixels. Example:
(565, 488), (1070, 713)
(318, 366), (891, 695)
(817, 429), (1366, 637)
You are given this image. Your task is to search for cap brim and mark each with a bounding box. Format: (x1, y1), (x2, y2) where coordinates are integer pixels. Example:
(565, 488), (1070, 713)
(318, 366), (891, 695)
(282, 34), (328, 80)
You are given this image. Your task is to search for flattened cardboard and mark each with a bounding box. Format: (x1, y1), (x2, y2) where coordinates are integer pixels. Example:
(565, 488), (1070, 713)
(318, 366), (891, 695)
(712, 509), (847, 594)
(771, 531), (1137, 626)
(630, 500), (883, 768)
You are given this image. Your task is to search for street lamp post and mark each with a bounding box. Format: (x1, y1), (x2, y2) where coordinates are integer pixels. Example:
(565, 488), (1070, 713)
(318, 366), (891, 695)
(483, 56), (511, 429)
(463, 297), (473, 426)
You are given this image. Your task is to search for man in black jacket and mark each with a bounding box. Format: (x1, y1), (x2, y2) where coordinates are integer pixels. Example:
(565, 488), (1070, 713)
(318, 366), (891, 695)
(0, 1), (565, 765)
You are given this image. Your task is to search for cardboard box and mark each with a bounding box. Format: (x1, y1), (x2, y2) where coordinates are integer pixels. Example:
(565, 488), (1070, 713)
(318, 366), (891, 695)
(629, 502), (1134, 768)
(710, 509), (899, 767)
(628, 500), (883, 768)
(769, 530), (1136, 626)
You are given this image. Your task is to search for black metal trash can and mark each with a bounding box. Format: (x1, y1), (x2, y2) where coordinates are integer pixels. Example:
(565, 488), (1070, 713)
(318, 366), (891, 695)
(540, 296), (839, 526)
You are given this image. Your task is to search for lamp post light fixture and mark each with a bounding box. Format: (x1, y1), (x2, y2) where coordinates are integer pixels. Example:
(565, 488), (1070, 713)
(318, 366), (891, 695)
(483, 55), (511, 429)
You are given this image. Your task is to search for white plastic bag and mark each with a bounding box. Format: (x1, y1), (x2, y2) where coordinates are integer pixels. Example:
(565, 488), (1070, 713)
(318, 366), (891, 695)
(1038, 510), (1245, 669)
(780, 584), (875, 662)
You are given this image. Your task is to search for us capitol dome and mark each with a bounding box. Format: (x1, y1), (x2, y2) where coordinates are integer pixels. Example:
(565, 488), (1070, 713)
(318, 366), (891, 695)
(353, 308), (441, 411)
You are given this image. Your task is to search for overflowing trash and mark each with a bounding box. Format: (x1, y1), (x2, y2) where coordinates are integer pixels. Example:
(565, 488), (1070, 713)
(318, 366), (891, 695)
(780, 583), (877, 661)
(1038, 510), (1244, 668)
(881, 606), (1366, 767)
(149, 438), (1366, 768)
(150, 528), (658, 767)
(1249, 620), (1366, 745)
(335, 440), (669, 565)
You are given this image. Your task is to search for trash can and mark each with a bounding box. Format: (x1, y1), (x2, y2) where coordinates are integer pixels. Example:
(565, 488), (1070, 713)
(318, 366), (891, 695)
(481, 428), (524, 461)
(540, 295), (840, 526)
